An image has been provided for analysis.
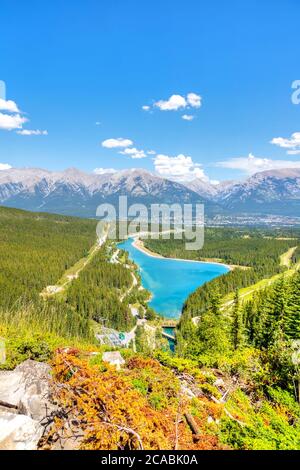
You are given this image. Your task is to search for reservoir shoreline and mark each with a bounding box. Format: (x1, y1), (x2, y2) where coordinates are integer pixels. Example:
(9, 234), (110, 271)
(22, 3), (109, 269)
(132, 237), (231, 271)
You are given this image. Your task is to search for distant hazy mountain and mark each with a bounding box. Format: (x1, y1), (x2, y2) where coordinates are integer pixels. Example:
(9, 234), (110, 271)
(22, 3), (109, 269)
(184, 178), (235, 200)
(0, 166), (299, 218)
(215, 169), (300, 216)
(183, 179), (219, 199)
(182, 169), (300, 217)
(0, 167), (217, 217)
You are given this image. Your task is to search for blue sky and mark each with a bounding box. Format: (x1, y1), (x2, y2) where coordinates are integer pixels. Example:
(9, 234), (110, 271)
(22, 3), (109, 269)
(0, 0), (300, 183)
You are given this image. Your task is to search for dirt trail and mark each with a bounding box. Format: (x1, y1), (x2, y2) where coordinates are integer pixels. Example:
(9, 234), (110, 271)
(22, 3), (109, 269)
(41, 227), (109, 298)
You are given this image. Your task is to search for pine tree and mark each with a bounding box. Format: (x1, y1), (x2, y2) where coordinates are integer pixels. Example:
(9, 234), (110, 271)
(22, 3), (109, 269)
(285, 272), (300, 339)
(244, 300), (255, 344)
(196, 291), (230, 356)
(231, 290), (244, 350)
(258, 279), (287, 347)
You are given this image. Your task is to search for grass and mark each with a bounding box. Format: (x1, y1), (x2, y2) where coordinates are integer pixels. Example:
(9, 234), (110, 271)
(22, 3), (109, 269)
(0, 317), (102, 370)
(221, 247), (299, 308)
(41, 224), (111, 299)
(279, 246), (298, 268)
(57, 243), (99, 285)
(40, 240), (101, 299)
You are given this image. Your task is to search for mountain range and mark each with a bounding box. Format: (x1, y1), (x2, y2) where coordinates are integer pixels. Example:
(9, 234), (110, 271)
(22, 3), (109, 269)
(0, 166), (300, 219)
(186, 168), (300, 217)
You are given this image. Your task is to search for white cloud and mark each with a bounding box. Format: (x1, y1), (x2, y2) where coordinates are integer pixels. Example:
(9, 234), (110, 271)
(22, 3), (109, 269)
(16, 129), (48, 136)
(216, 153), (300, 174)
(102, 138), (133, 148)
(0, 163), (12, 171)
(0, 98), (20, 113)
(145, 92), (202, 115)
(271, 132), (300, 154)
(0, 93), (45, 134)
(182, 114), (195, 121)
(147, 150), (156, 155)
(0, 112), (28, 130)
(155, 94), (187, 111)
(93, 168), (117, 175)
(102, 137), (151, 159)
(119, 147), (147, 159)
(154, 154), (208, 182)
(187, 93), (202, 108)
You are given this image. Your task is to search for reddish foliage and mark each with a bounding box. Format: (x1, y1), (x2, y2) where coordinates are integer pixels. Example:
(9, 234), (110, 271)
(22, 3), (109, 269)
(41, 352), (228, 451)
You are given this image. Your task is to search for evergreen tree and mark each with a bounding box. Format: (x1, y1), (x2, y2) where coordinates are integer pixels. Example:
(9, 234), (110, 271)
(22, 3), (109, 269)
(267, 278), (287, 342)
(231, 290), (244, 350)
(285, 272), (300, 339)
(244, 300), (255, 344)
(196, 291), (231, 357)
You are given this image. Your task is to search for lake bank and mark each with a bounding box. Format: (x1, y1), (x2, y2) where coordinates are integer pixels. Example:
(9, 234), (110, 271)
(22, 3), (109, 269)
(132, 237), (234, 270)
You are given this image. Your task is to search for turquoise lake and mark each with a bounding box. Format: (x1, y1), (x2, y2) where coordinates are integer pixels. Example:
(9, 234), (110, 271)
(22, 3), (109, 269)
(118, 238), (229, 319)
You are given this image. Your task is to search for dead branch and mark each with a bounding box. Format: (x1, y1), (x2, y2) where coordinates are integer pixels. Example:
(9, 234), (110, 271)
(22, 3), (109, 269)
(211, 396), (246, 427)
(0, 399), (18, 410)
(103, 422), (144, 450)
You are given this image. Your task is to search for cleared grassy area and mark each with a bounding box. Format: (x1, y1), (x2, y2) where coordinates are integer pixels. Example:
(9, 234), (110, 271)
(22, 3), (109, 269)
(41, 225), (110, 298)
(222, 248), (299, 308)
(279, 246), (298, 268)
(58, 242), (100, 285)
(40, 241), (101, 299)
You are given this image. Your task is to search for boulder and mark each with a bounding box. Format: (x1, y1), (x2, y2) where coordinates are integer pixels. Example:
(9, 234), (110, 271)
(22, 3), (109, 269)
(0, 359), (52, 421)
(0, 412), (43, 450)
(0, 359), (54, 449)
(0, 370), (24, 408)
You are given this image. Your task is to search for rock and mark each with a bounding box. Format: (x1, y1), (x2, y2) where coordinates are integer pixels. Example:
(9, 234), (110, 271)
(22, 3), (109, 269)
(0, 359), (55, 449)
(180, 384), (196, 399)
(0, 370), (24, 408)
(13, 359), (52, 421)
(0, 359), (61, 450)
(213, 378), (225, 388)
(102, 351), (125, 370)
(0, 412), (43, 450)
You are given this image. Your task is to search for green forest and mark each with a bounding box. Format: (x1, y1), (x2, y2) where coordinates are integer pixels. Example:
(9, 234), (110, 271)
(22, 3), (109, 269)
(1, 207), (300, 450)
(64, 248), (136, 331)
(0, 207), (139, 342)
(173, 270), (300, 449)
(0, 206), (97, 308)
(144, 229), (300, 313)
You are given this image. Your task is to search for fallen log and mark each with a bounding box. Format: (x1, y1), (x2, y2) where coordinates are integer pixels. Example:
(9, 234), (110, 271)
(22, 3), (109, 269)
(184, 413), (201, 442)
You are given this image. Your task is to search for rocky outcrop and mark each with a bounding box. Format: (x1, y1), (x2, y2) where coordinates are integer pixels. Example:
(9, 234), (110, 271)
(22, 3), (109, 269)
(0, 359), (53, 450)
(0, 412), (43, 450)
